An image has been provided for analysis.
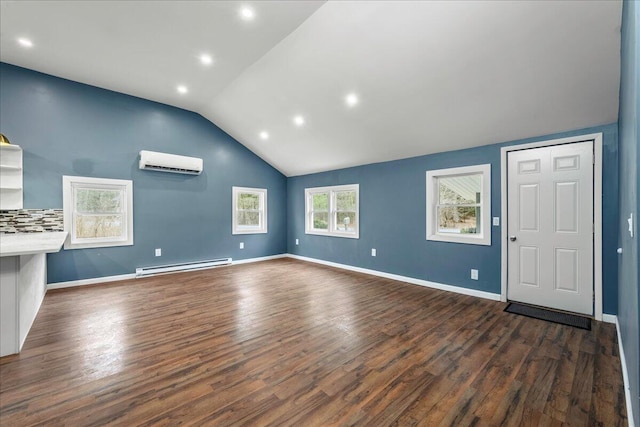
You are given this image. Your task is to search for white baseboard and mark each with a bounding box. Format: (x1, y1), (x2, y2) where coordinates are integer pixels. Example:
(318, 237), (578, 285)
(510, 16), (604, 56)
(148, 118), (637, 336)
(47, 273), (136, 290)
(612, 315), (636, 427)
(286, 254), (501, 301)
(602, 313), (617, 324)
(232, 254), (287, 265)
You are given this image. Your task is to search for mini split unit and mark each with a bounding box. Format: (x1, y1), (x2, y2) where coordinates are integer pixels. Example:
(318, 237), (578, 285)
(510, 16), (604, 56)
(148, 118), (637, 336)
(139, 150), (203, 175)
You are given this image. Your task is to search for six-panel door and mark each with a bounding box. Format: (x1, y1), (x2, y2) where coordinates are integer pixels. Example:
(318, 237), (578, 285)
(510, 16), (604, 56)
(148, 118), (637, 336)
(507, 141), (594, 315)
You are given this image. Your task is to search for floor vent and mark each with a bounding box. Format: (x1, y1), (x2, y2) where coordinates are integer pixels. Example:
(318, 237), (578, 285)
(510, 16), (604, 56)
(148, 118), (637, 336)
(135, 258), (232, 277)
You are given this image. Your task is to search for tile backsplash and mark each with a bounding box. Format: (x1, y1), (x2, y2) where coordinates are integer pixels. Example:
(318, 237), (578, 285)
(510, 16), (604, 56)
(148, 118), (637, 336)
(0, 209), (64, 233)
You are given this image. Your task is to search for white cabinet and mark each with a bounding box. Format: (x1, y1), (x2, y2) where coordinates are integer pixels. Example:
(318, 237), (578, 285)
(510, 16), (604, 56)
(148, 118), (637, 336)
(0, 145), (23, 210)
(0, 232), (67, 356)
(0, 254), (46, 357)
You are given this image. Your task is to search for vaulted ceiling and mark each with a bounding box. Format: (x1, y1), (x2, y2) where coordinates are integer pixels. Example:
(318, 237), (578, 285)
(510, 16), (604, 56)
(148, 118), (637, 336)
(0, 1), (622, 176)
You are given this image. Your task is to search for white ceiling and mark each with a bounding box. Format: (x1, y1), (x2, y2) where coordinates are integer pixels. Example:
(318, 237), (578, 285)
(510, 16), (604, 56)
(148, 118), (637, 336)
(0, 1), (622, 176)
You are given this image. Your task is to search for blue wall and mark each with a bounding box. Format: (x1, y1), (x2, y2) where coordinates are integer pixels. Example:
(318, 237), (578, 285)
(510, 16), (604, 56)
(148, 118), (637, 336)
(288, 124), (619, 314)
(617, 0), (639, 425)
(0, 63), (624, 318)
(0, 63), (287, 283)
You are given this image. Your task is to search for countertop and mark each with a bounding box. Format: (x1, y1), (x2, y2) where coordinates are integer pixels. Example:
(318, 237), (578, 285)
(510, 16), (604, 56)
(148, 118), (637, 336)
(0, 232), (67, 257)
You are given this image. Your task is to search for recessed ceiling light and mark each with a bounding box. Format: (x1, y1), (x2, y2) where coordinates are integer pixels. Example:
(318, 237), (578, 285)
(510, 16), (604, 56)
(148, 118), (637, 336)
(240, 6), (255, 21)
(177, 85), (188, 94)
(259, 131), (269, 140)
(199, 54), (213, 66)
(17, 38), (33, 48)
(345, 93), (359, 107)
(293, 115), (305, 126)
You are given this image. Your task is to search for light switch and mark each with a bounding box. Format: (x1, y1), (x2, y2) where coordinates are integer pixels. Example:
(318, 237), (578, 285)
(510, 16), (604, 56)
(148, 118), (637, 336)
(493, 217), (500, 226)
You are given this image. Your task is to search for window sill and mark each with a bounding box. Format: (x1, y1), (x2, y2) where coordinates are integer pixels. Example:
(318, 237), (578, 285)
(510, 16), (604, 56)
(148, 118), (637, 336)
(232, 229), (268, 235)
(427, 233), (490, 246)
(305, 230), (359, 239)
(64, 238), (134, 250)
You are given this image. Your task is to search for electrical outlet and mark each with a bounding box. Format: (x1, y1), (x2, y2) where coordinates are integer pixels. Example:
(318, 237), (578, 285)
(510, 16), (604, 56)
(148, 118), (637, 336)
(471, 269), (478, 280)
(371, 248), (377, 257)
(155, 248), (161, 257)
(295, 239), (299, 245)
(239, 242), (244, 249)
(493, 217), (500, 226)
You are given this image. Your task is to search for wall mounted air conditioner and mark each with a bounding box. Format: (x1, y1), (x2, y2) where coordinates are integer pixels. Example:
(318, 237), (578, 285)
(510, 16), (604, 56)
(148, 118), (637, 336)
(139, 150), (203, 175)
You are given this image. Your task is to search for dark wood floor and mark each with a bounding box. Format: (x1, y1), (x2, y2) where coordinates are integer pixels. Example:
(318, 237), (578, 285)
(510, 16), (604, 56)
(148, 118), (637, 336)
(0, 258), (627, 426)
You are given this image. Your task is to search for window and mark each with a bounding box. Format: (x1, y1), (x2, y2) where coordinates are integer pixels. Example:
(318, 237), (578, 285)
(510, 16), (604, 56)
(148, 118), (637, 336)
(426, 164), (491, 245)
(305, 184), (359, 238)
(63, 176), (133, 250)
(232, 187), (267, 234)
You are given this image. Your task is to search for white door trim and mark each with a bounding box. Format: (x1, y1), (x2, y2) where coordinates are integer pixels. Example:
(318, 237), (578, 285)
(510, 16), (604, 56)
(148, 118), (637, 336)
(500, 133), (603, 321)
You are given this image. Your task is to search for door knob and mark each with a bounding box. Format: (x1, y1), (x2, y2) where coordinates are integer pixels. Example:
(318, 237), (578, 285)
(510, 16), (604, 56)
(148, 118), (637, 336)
(509, 236), (517, 242)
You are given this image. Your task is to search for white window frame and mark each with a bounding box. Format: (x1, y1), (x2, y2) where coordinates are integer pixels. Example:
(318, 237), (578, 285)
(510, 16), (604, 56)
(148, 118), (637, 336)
(63, 175), (134, 250)
(305, 184), (359, 239)
(426, 164), (491, 246)
(232, 186), (267, 234)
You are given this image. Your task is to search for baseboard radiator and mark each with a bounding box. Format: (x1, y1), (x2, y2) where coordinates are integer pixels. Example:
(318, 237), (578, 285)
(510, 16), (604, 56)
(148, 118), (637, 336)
(135, 258), (232, 277)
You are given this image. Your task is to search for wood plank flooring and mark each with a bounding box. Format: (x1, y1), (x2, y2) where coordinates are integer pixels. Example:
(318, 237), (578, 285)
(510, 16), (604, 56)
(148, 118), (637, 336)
(0, 258), (628, 426)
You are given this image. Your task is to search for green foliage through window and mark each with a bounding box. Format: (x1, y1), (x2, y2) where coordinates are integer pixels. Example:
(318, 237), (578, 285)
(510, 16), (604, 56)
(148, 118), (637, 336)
(335, 191), (356, 211)
(238, 193), (260, 210)
(74, 187), (125, 239)
(76, 188), (121, 213)
(233, 188), (267, 233)
(312, 193), (329, 210)
(64, 176), (133, 249)
(306, 185), (359, 238)
(311, 193), (329, 230)
(313, 213), (329, 230)
(437, 174), (481, 235)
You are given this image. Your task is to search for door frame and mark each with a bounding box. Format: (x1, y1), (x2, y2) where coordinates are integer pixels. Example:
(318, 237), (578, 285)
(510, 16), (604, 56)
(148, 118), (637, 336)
(500, 133), (603, 320)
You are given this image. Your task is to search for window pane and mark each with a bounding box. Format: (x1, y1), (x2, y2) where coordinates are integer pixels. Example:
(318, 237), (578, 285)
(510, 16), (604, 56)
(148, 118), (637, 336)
(335, 212), (357, 232)
(75, 215), (124, 239)
(76, 188), (122, 213)
(238, 211), (260, 227)
(305, 185), (358, 238)
(238, 193), (260, 210)
(312, 212), (329, 230)
(438, 175), (481, 205)
(335, 191), (356, 211)
(437, 206), (480, 234)
(312, 193), (329, 211)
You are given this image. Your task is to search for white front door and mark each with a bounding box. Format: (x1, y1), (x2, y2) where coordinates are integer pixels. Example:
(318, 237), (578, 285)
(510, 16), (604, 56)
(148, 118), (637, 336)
(507, 141), (594, 315)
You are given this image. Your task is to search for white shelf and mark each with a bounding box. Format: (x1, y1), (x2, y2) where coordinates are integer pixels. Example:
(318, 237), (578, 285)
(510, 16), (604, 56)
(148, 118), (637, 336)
(0, 190), (22, 209)
(0, 145), (22, 210)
